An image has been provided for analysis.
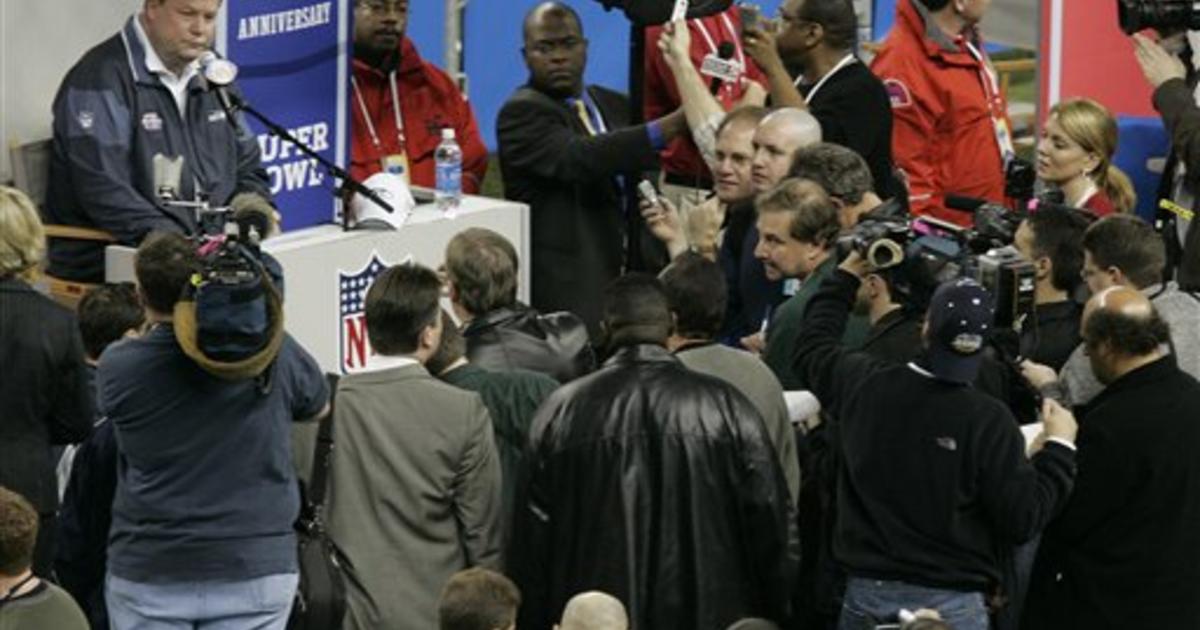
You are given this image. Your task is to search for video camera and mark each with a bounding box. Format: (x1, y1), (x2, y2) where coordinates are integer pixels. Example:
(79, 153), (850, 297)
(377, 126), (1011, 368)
(163, 193), (286, 388)
(1118, 0), (1200, 35)
(837, 197), (1036, 331)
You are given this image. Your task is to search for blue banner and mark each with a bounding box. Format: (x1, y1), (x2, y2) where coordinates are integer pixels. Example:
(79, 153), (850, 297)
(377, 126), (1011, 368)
(218, 0), (349, 230)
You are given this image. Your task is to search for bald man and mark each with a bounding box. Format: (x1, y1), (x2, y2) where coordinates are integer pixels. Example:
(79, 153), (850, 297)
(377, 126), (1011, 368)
(497, 1), (688, 338)
(723, 107), (823, 346)
(555, 591), (628, 630)
(1024, 287), (1200, 628)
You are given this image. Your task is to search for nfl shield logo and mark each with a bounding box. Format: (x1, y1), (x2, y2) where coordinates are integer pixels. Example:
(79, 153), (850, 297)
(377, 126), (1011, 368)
(338, 253), (391, 374)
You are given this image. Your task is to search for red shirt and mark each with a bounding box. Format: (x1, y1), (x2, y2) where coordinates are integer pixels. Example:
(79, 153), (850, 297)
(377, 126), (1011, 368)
(643, 7), (766, 183)
(1082, 190), (1117, 218)
(870, 0), (1012, 226)
(350, 37), (487, 193)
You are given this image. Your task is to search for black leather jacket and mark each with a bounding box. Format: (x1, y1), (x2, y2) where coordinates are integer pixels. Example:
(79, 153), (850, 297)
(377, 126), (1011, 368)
(462, 304), (595, 383)
(508, 344), (799, 630)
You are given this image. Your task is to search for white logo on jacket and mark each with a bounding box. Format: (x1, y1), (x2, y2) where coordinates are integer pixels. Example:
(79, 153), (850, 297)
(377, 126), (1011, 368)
(141, 112), (163, 132)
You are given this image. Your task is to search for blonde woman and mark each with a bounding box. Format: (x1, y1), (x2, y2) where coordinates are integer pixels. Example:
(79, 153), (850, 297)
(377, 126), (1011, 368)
(1037, 98), (1137, 216)
(0, 185), (93, 576)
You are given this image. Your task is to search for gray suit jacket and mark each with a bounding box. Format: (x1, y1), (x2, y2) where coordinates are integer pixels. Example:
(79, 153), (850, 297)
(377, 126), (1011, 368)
(326, 363), (502, 630)
(676, 343), (801, 501)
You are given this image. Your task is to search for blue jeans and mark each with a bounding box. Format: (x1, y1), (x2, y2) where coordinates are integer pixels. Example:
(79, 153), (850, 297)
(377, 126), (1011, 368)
(106, 572), (298, 630)
(838, 577), (989, 630)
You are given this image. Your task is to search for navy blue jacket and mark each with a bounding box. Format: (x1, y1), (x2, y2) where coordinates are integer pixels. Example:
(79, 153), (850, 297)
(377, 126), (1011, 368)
(46, 16), (270, 281)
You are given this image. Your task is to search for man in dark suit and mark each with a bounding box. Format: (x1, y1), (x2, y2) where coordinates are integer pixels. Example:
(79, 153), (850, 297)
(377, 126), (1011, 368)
(497, 1), (688, 338)
(1023, 286), (1200, 628)
(742, 0), (899, 201)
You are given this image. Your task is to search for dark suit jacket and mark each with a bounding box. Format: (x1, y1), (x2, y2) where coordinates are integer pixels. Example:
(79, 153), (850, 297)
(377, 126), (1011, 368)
(0, 278), (93, 513)
(802, 60), (901, 202)
(1022, 357), (1200, 628)
(497, 84), (665, 337)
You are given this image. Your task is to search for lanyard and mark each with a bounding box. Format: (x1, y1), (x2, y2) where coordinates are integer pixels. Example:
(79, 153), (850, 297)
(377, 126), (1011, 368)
(0, 574), (36, 604)
(693, 13), (747, 73)
(964, 40), (1015, 163)
(351, 72), (406, 151)
(799, 53), (857, 103)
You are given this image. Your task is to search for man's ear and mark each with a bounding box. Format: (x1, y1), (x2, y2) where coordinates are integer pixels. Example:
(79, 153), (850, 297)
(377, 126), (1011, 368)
(1036, 255), (1053, 278)
(807, 22), (826, 47)
(1108, 266), (1128, 287)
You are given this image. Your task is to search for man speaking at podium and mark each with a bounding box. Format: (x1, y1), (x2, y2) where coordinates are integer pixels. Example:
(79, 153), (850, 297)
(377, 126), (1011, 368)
(45, 0), (271, 282)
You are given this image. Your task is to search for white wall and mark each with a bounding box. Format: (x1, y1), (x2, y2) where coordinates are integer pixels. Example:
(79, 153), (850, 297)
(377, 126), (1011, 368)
(1, 0), (141, 181)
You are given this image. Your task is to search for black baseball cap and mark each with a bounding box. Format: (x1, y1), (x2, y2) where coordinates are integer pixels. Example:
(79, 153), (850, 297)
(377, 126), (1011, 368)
(925, 278), (995, 384)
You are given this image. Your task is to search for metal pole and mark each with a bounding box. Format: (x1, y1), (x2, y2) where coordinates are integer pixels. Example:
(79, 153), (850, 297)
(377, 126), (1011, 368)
(444, 0), (465, 90)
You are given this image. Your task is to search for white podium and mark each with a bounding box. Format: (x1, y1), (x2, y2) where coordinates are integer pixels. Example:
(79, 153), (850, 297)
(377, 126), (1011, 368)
(106, 196), (529, 374)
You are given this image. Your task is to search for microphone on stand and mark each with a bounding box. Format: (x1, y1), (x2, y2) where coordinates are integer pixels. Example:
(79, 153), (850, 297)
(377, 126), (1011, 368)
(199, 51), (241, 129)
(709, 41), (736, 95)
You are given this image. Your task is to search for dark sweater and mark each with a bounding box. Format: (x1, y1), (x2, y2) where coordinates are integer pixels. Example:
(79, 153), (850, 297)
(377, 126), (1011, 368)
(440, 363), (558, 528)
(795, 269), (1077, 590)
(1023, 356), (1200, 628)
(1018, 300), (1082, 372)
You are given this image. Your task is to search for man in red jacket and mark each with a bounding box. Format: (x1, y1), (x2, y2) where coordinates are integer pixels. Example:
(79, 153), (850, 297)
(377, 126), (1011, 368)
(870, 0), (1013, 226)
(350, 0), (488, 193)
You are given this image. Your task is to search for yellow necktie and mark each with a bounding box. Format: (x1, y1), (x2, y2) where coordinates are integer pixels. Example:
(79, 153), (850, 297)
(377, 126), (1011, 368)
(574, 99), (598, 136)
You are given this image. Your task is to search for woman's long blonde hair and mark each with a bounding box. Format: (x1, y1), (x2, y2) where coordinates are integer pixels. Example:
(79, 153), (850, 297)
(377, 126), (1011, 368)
(0, 186), (46, 280)
(1049, 98), (1137, 214)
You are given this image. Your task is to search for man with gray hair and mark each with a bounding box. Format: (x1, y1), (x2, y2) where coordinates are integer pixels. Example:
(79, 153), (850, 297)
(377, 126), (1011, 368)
(789, 142), (887, 230)
(555, 591), (628, 630)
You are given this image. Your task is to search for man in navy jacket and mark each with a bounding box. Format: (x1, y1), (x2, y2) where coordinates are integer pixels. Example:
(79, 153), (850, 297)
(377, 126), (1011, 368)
(46, 0), (271, 282)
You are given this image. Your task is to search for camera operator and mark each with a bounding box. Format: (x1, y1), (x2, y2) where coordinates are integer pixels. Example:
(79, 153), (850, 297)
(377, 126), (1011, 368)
(1012, 208), (1090, 371)
(1132, 31), (1200, 281)
(795, 251), (1078, 629)
(98, 233), (329, 627)
(1022, 214), (1200, 406)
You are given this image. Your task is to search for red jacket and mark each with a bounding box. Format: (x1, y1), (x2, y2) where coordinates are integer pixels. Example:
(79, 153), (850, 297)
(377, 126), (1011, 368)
(870, 0), (1012, 226)
(350, 37), (487, 193)
(643, 7), (765, 184)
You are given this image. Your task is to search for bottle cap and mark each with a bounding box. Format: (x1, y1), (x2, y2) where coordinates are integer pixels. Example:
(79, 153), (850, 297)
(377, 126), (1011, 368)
(441, 128), (455, 140)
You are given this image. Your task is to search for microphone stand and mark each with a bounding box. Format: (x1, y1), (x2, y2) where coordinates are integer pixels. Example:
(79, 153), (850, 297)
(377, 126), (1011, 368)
(224, 92), (395, 232)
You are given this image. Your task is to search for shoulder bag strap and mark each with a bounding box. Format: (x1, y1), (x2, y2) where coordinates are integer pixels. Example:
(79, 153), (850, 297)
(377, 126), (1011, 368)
(308, 373), (339, 512)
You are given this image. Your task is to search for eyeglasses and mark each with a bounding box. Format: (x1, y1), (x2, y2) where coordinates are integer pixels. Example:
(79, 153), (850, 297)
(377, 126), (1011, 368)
(358, 1), (406, 15)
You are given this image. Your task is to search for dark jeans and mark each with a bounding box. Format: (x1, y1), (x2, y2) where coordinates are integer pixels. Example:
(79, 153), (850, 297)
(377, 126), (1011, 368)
(839, 577), (989, 630)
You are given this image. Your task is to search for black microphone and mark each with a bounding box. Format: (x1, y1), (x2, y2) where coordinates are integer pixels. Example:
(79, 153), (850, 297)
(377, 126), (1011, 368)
(709, 41), (736, 95)
(199, 52), (241, 129)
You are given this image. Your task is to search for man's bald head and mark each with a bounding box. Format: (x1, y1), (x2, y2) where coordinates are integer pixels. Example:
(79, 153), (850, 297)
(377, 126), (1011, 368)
(751, 108), (823, 191)
(1082, 286), (1171, 384)
(557, 591), (628, 630)
(523, 1), (583, 40)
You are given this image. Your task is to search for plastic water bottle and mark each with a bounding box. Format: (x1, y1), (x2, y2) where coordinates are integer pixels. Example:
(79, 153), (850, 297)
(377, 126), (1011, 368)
(435, 128), (462, 216)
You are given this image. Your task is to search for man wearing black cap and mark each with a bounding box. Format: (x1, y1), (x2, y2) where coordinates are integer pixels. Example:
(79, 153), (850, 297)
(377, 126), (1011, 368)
(793, 251), (1079, 629)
